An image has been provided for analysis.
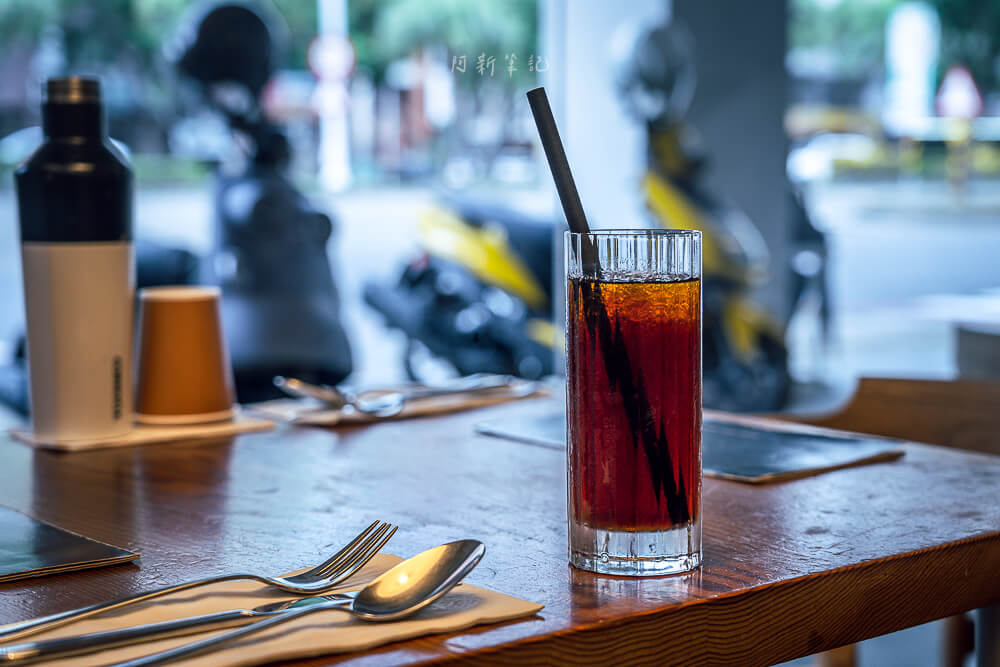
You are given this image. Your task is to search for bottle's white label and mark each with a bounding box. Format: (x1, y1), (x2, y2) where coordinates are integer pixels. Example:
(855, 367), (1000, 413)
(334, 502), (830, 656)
(21, 241), (135, 442)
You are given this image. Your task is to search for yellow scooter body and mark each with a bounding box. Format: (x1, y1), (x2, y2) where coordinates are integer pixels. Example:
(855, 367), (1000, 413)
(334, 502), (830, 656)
(418, 207), (557, 349)
(418, 171), (784, 365)
(418, 207), (547, 312)
(642, 170), (784, 362)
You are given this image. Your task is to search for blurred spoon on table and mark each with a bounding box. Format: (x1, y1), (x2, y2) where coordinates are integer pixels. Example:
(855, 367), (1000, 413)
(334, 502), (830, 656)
(273, 374), (535, 418)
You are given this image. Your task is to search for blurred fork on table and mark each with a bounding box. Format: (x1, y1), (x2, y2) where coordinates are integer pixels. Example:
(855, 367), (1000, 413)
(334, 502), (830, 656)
(0, 520), (397, 643)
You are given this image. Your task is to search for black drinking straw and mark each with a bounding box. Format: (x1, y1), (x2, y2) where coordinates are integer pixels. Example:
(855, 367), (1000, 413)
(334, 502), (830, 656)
(526, 87), (589, 234)
(527, 86), (689, 523)
(526, 87), (598, 271)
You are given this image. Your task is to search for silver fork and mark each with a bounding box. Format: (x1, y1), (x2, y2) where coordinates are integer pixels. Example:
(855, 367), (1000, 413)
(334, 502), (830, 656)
(0, 594), (360, 664)
(0, 520), (397, 644)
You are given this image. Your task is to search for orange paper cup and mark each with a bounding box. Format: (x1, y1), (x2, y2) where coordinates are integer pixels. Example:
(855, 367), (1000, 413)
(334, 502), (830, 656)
(134, 286), (236, 425)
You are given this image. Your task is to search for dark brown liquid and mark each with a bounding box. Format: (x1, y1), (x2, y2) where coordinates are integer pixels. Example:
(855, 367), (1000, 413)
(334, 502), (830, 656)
(567, 277), (701, 531)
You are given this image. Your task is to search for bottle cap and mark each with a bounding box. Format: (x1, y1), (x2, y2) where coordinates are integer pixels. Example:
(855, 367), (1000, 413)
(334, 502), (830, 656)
(44, 77), (101, 104)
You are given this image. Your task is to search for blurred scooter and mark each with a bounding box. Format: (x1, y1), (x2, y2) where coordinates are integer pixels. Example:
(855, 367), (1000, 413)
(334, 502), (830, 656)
(0, 1), (352, 414)
(615, 21), (789, 410)
(364, 192), (556, 382)
(364, 20), (790, 411)
(170, 1), (352, 401)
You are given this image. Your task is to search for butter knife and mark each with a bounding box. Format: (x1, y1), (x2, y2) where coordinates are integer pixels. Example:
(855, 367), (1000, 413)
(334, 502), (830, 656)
(0, 593), (350, 664)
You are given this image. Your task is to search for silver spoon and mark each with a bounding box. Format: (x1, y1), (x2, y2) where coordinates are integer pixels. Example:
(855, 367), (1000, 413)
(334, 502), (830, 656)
(112, 540), (486, 667)
(274, 375), (530, 418)
(272, 376), (350, 409)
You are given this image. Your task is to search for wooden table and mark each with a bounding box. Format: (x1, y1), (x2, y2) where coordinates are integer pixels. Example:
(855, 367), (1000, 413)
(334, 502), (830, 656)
(0, 398), (998, 665)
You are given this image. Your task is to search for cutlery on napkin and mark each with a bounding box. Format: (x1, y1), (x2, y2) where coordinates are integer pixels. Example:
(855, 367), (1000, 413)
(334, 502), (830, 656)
(0, 554), (543, 667)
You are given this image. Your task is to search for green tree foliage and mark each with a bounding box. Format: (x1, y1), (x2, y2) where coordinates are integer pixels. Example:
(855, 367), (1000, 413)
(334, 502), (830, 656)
(0, 0), (318, 73)
(1, 0), (537, 86)
(789, 0), (899, 77)
(272, 1), (318, 70)
(351, 0), (537, 86)
(927, 0), (1000, 92)
(0, 0), (57, 49)
(791, 0), (1000, 94)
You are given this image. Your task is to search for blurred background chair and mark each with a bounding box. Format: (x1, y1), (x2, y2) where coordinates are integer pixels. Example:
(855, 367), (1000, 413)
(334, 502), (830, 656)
(778, 376), (1000, 456)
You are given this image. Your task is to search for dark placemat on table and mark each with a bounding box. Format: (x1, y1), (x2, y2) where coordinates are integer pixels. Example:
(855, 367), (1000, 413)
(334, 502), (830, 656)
(475, 413), (905, 483)
(0, 505), (137, 583)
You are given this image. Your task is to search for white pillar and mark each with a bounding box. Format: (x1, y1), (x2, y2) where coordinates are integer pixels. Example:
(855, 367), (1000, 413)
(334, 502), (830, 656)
(544, 0), (669, 230)
(543, 0), (669, 377)
(315, 0), (352, 192)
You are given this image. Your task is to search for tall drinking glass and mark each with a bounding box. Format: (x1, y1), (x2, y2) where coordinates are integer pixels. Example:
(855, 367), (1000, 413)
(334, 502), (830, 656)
(566, 230), (702, 576)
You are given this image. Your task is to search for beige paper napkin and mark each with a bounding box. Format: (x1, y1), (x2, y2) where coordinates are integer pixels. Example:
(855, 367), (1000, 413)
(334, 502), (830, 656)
(10, 413), (275, 452)
(250, 380), (548, 426)
(0, 554), (543, 666)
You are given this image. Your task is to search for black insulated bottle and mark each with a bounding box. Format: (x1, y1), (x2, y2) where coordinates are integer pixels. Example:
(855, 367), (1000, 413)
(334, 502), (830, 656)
(14, 76), (135, 442)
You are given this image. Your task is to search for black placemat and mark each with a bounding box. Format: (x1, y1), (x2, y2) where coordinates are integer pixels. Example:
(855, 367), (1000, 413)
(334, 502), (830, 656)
(0, 505), (137, 583)
(475, 413), (905, 483)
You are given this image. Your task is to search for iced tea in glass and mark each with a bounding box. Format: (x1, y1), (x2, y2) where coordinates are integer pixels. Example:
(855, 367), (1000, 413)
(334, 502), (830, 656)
(566, 230), (701, 575)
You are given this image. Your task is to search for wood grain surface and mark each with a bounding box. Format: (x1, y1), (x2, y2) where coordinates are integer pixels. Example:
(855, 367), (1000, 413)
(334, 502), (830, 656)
(0, 397), (998, 666)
